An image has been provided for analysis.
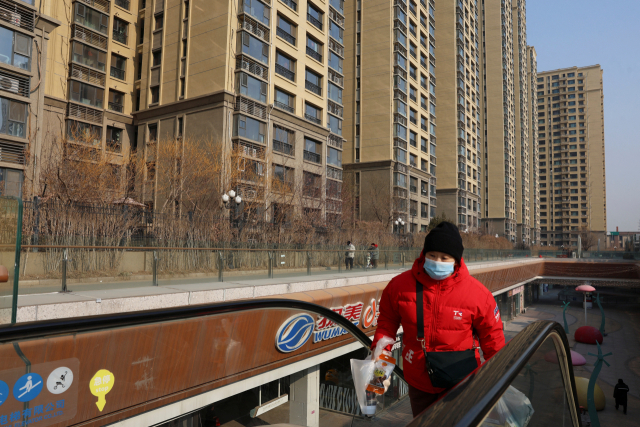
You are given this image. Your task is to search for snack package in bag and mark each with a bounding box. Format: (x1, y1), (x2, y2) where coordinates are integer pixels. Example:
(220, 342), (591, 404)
(350, 336), (396, 417)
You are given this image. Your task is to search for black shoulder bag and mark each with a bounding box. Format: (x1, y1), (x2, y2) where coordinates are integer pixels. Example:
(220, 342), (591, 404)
(416, 280), (479, 389)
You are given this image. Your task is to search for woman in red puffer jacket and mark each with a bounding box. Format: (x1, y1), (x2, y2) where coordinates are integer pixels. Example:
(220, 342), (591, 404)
(372, 222), (505, 417)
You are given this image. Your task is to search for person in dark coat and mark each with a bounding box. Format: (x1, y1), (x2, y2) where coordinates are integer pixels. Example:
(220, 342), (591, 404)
(614, 378), (629, 414)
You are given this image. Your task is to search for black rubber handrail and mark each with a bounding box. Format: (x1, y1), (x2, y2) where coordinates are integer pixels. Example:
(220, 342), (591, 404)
(408, 320), (582, 427)
(0, 298), (405, 380)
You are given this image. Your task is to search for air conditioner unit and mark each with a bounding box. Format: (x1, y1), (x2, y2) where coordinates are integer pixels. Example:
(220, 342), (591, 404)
(255, 28), (264, 39)
(0, 76), (19, 93)
(0, 8), (20, 26)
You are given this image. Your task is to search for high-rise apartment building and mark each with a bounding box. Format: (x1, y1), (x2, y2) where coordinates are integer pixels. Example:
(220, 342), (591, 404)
(40, 0), (139, 194)
(37, 0), (347, 222)
(536, 65), (607, 248)
(343, 0), (437, 233)
(512, 0), (530, 245)
(0, 0), (59, 197)
(481, 0), (517, 241)
(432, 0), (483, 232)
(527, 46), (540, 244)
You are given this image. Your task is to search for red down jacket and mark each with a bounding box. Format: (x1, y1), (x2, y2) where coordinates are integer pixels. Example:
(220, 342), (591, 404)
(372, 254), (505, 393)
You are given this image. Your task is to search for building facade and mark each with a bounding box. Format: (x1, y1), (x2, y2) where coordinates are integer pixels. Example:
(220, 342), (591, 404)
(0, 0), (59, 197)
(432, 0), (483, 232)
(536, 65), (607, 248)
(526, 46), (540, 244)
(480, 0), (517, 241)
(343, 0), (437, 233)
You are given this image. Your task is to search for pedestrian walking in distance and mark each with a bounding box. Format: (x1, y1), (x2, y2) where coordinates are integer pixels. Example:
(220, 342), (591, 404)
(368, 243), (379, 269)
(614, 378), (629, 414)
(345, 241), (355, 270)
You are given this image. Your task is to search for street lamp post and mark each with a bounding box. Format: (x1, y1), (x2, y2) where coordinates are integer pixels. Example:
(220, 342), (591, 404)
(222, 189), (243, 229)
(394, 217), (405, 235)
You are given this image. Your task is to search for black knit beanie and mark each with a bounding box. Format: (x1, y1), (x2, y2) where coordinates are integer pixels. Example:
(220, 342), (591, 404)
(423, 222), (464, 263)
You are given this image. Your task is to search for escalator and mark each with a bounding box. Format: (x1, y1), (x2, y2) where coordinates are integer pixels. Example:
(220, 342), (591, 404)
(0, 299), (581, 427)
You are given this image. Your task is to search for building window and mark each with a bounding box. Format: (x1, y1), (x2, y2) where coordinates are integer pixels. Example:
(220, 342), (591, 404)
(233, 114), (266, 143)
(306, 35), (323, 62)
(274, 88), (294, 113)
(239, 32), (269, 64)
(69, 81), (104, 108)
(0, 97), (28, 138)
(304, 137), (322, 164)
(329, 51), (343, 74)
(305, 102), (322, 124)
(72, 41), (106, 71)
(150, 86), (159, 103)
(110, 53), (126, 80)
(327, 146), (342, 167)
(277, 14), (297, 45)
(0, 27), (31, 71)
(74, 3), (109, 34)
(329, 20), (343, 44)
(241, 0), (270, 25)
(307, 2), (324, 30)
(328, 82), (342, 104)
(113, 17), (129, 44)
(108, 89), (124, 113)
(67, 120), (102, 145)
(275, 51), (295, 81)
(273, 124), (295, 156)
(328, 114), (342, 135)
(152, 49), (162, 66)
(154, 13), (163, 30)
(237, 72), (268, 103)
(305, 68), (322, 96)
(106, 126), (122, 152)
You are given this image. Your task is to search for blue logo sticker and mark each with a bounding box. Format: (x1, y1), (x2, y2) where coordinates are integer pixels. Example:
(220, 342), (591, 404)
(0, 380), (8, 406)
(275, 314), (315, 353)
(13, 373), (43, 402)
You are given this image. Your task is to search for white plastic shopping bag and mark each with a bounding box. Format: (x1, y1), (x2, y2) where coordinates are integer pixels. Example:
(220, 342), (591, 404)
(481, 386), (534, 427)
(350, 336), (396, 417)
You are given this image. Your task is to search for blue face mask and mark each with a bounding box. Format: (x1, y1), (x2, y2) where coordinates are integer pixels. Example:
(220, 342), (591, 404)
(423, 258), (455, 280)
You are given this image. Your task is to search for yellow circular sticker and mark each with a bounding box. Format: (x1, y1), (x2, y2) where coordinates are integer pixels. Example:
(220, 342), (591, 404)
(90, 369), (115, 411)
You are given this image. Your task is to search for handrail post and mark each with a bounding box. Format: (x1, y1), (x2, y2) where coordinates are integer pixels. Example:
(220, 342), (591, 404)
(218, 251), (224, 282)
(152, 250), (159, 286)
(306, 251), (311, 276)
(61, 248), (69, 292)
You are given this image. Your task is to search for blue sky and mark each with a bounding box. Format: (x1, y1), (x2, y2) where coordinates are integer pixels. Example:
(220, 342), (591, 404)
(527, 0), (640, 232)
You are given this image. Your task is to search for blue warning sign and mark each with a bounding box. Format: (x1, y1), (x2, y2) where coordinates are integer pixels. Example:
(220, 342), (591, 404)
(12, 373), (43, 402)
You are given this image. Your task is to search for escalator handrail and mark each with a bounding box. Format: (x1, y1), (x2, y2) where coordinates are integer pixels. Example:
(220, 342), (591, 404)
(0, 298), (405, 380)
(408, 320), (581, 427)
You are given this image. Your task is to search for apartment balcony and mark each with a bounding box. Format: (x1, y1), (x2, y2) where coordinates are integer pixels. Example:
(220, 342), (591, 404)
(328, 134), (343, 150)
(303, 150), (321, 164)
(276, 27), (295, 45)
(305, 80), (322, 96)
(235, 95), (267, 120)
(328, 7), (345, 26)
(328, 38), (344, 57)
(393, 137), (407, 150)
(238, 14), (270, 43)
(112, 29), (127, 44)
(327, 100), (343, 118)
(328, 68), (343, 88)
(394, 42), (407, 58)
(78, 0), (110, 13)
(394, 113), (407, 127)
(327, 165), (343, 180)
(71, 24), (108, 50)
(68, 103), (103, 125)
(0, 0), (36, 32)
(394, 89), (407, 103)
(236, 54), (269, 80)
(394, 162), (408, 174)
(275, 63), (295, 82)
(394, 65), (407, 80)
(394, 19), (407, 36)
